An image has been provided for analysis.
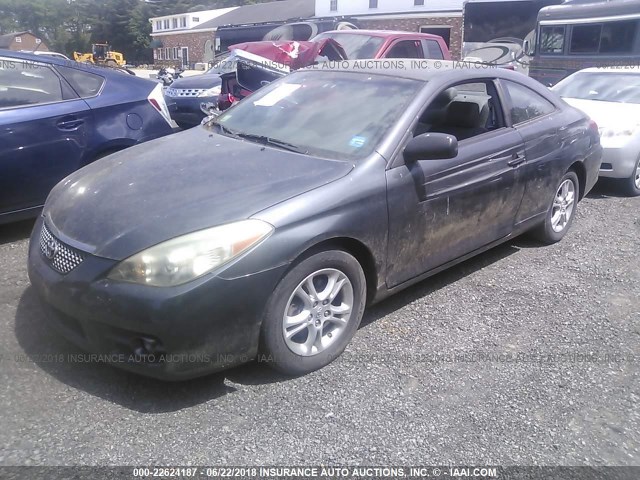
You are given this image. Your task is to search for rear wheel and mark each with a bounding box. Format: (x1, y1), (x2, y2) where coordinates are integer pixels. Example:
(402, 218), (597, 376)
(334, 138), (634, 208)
(622, 156), (640, 196)
(531, 171), (579, 244)
(260, 250), (366, 376)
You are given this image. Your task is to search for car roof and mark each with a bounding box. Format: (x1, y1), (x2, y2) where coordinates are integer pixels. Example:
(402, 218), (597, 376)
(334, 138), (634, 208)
(303, 59), (536, 84)
(0, 49), (120, 77)
(578, 66), (640, 74)
(0, 48), (157, 91)
(319, 29), (444, 41)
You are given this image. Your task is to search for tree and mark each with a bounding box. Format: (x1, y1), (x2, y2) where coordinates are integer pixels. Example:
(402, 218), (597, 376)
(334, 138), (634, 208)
(0, 0), (278, 61)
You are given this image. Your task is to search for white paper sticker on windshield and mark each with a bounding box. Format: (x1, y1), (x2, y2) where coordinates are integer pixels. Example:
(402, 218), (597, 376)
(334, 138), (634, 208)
(254, 84), (301, 107)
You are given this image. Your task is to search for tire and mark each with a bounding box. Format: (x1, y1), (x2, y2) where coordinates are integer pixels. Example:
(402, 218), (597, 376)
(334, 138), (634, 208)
(260, 250), (366, 376)
(622, 156), (640, 197)
(105, 60), (117, 68)
(531, 171), (580, 244)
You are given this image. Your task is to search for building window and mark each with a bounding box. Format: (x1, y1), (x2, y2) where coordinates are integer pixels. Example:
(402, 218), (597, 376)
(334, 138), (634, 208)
(156, 21), (162, 31)
(172, 18), (178, 29)
(165, 47), (170, 60)
(15, 36), (22, 43)
(192, 17), (199, 22)
(369, 0), (378, 7)
(415, 0), (425, 5)
(35, 38), (41, 44)
(330, 0), (337, 12)
(163, 19), (169, 29)
(180, 17), (187, 28)
(174, 47), (180, 60)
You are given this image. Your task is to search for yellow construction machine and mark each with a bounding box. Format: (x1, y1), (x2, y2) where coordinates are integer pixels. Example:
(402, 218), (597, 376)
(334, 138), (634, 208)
(73, 43), (126, 67)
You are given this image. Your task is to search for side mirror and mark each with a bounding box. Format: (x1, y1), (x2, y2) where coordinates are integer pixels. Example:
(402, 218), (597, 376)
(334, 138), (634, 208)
(523, 39), (532, 56)
(404, 133), (458, 163)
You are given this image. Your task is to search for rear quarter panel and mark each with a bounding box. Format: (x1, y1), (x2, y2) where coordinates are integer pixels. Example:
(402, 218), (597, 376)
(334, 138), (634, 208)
(82, 74), (172, 159)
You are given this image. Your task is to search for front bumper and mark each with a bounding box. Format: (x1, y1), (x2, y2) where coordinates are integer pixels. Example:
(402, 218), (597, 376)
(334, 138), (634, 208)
(598, 144), (639, 180)
(27, 217), (287, 380)
(166, 96), (213, 128)
(583, 144), (603, 197)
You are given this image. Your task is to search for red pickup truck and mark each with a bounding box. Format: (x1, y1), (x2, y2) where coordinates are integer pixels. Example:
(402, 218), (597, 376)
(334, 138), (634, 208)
(212, 30), (451, 111)
(311, 30), (451, 61)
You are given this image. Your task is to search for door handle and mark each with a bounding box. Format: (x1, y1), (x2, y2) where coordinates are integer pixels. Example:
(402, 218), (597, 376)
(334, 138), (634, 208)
(507, 155), (526, 168)
(57, 118), (84, 131)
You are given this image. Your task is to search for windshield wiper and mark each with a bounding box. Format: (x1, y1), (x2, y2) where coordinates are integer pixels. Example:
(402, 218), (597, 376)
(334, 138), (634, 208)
(213, 122), (240, 137)
(235, 133), (309, 154)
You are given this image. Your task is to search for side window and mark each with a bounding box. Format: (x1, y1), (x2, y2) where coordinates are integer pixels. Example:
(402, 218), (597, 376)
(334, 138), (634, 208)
(57, 66), (105, 98)
(385, 40), (422, 59)
(503, 81), (555, 125)
(0, 58), (64, 109)
(413, 80), (506, 141)
(600, 20), (637, 53)
(539, 26), (565, 55)
(570, 24), (602, 54)
(423, 40), (444, 60)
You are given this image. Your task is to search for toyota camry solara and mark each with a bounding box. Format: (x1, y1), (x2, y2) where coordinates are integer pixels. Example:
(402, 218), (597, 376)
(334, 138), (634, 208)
(28, 61), (602, 380)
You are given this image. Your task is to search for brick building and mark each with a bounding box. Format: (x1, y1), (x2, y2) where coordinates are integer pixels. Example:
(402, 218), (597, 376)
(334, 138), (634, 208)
(0, 31), (49, 52)
(314, 0), (464, 59)
(150, 7), (238, 67)
(150, 0), (315, 67)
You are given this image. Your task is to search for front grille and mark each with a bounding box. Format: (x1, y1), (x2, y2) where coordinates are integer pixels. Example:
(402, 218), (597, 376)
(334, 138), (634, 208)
(40, 223), (86, 274)
(166, 88), (208, 98)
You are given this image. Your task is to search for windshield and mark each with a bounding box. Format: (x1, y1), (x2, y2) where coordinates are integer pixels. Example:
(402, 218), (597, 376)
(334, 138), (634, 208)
(554, 72), (640, 104)
(207, 53), (238, 75)
(211, 70), (422, 160)
(312, 33), (385, 59)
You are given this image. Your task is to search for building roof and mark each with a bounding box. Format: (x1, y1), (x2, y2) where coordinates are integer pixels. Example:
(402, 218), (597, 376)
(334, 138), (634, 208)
(0, 31), (30, 48)
(197, 0), (315, 30)
(150, 7), (237, 22)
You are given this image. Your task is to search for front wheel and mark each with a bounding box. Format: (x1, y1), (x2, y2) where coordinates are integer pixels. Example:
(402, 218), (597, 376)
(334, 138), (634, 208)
(260, 250), (366, 376)
(531, 171), (580, 244)
(622, 156), (640, 197)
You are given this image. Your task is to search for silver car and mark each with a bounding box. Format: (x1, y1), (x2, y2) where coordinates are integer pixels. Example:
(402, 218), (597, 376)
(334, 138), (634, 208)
(553, 67), (640, 196)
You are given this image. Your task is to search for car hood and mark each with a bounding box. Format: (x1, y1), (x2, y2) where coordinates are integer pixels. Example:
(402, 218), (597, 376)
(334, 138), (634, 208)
(229, 39), (347, 70)
(170, 74), (222, 89)
(562, 97), (640, 129)
(44, 127), (354, 260)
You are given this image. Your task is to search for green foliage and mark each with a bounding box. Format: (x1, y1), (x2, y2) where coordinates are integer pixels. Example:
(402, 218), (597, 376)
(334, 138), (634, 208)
(0, 0), (274, 63)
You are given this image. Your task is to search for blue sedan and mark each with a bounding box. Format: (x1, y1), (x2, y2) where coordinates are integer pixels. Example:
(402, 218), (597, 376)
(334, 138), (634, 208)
(0, 51), (174, 224)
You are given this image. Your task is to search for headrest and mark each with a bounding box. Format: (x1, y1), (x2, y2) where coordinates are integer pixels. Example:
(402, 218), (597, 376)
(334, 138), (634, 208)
(444, 101), (482, 128)
(420, 88), (457, 124)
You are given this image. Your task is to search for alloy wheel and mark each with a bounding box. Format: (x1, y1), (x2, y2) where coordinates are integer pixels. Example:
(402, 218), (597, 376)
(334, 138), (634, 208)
(551, 179), (576, 233)
(282, 268), (354, 357)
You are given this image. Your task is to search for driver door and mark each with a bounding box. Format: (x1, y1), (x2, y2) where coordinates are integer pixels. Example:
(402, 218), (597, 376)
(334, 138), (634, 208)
(385, 79), (527, 287)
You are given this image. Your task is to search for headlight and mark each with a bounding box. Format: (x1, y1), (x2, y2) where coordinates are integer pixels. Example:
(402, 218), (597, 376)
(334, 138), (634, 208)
(107, 220), (273, 287)
(601, 125), (640, 138)
(198, 86), (222, 97)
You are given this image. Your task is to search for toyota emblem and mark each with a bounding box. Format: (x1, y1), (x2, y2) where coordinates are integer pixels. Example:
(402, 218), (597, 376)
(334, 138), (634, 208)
(44, 238), (59, 260)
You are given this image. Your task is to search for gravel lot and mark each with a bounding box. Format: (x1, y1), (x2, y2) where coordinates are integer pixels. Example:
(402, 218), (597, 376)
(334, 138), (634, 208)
(0, 181), (638, 467)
